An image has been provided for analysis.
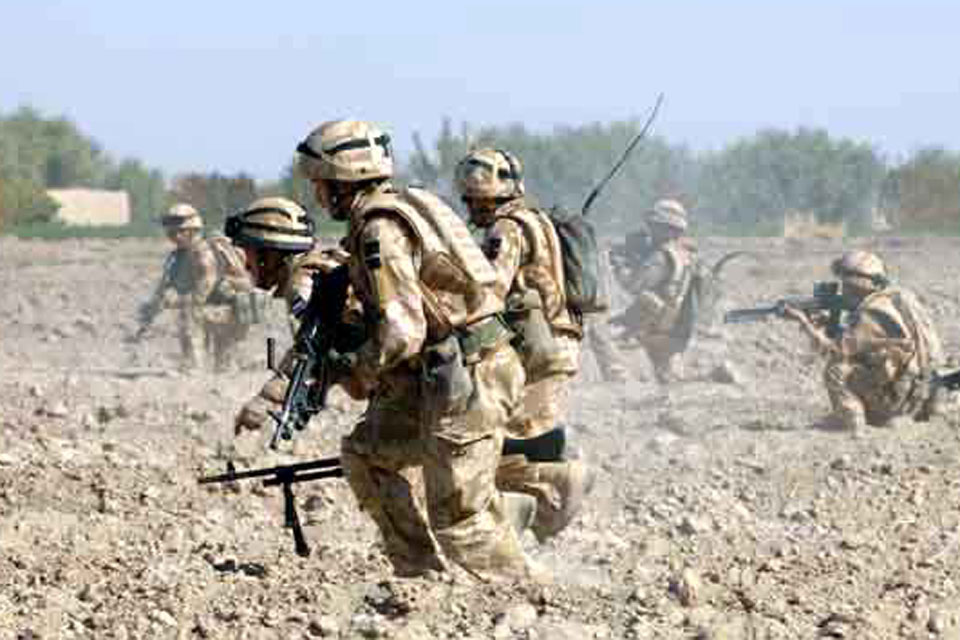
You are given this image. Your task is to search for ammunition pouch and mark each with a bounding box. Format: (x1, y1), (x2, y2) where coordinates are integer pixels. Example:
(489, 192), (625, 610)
(421, 315), (511, 416)
(422, 333), (474, 416)
(232, 291), (268, 326)
(505, 290), (560, 383)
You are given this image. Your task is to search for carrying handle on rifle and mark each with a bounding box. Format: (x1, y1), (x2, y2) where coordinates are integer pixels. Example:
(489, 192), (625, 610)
(581, 92), (664, 218)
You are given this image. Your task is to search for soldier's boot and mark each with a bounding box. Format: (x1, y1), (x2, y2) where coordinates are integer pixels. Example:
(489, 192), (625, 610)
(501, 492), (537, 538)
(531, 460), (595, 543)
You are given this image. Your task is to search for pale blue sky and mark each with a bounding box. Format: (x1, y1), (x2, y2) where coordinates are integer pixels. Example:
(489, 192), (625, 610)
(1, 0), (958, 180)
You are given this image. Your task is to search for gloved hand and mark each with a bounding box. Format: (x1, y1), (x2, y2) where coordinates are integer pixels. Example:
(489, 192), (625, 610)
(234, 378), (287, 435)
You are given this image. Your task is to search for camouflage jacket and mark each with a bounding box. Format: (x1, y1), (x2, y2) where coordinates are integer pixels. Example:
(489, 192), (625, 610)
(344, 182), (504, 391)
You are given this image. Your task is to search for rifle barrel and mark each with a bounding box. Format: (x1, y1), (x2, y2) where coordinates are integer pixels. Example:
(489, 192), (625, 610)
(198, 455), (341, 484)
(263, 467), (344, 487)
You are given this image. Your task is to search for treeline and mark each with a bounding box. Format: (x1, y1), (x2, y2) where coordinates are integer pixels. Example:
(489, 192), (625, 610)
(1, 106), (957, 236)
(409, 119), (960, 235)
(0, 107), (166, 230)
(0, 107), (265, 234)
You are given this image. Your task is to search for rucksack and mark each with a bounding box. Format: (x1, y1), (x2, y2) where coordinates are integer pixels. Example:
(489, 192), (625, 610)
(544, 206), (608, 315)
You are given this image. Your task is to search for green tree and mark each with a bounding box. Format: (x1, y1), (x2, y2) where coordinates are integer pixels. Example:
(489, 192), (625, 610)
(883, 147), (960, 232)
(169, 172), (258, 230)
(697, 128), (884, 232)
(103, 158), (167, 224)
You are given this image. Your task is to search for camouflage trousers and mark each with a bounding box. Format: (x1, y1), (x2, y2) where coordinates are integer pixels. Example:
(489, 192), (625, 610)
(585, 320), (630, 383)
(178, 305), (250, 372)
(823, 359), (923, 430)
(497, 370), (593, 542)
(639, 333), (684, 385)
(340, 343), (537, 581)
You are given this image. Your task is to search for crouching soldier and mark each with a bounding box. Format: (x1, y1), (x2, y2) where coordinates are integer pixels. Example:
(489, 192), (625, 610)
(783, 250), (943, 432)
(223, 197), (353, 434)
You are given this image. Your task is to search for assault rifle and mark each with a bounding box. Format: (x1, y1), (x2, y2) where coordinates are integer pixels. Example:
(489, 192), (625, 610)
(199, 427), (567, 557)
(724, 281), (846, 338)
(266, 264), (355, 450)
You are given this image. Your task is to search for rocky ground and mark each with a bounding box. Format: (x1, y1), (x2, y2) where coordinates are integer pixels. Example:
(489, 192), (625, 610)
(3, 235), (960, 640)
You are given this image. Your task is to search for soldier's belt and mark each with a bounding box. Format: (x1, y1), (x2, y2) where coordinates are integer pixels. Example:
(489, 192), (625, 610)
(457, 315), (512, 360)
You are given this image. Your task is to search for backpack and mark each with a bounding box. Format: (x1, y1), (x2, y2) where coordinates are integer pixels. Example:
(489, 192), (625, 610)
(544, 206), (608, 315)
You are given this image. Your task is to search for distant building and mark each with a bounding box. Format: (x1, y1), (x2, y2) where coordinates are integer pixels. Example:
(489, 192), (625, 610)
(47, 188), (131, 226)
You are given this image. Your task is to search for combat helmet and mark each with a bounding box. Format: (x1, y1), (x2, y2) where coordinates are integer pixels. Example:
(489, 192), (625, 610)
(224, 197), (315, 253)
(454, 148), (525, 201)
(162, 203), (203, 230)
(831, 250), (888, 290)
(647, 198), (688, 231)
(296, 120), (394, 183)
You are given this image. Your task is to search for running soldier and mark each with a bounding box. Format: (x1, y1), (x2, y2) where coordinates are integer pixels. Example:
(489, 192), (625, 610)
(609, 198), (699, 384)
(137, 203), (259, 372)
(455, 148), (594, 542)
(296, 120), (540, 581)
(783, 250), (943, 432)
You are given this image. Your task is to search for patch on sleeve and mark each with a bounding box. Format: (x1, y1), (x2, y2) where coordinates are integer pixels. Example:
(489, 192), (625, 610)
(364, 239), (382, 269)
(483, 235), (502, 260)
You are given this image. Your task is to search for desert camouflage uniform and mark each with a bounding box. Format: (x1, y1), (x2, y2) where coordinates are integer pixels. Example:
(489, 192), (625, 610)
(153, 235), (256, 371)
(610, 233), (698, 383)
(478, 198), (594, 541)
(338, 182), (535, 580)
(823, 287), (941, 429)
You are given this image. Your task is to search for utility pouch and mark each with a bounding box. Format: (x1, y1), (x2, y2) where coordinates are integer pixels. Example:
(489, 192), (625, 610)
(233, 291), (267, 326)
(422, 333), (474, 415)
(505, 289), (559, 383)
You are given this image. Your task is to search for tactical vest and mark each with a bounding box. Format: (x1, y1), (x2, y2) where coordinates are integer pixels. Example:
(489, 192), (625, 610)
(499, 203), (581, 336)
(860, 288), (941, 376)
(657, 242), (695, 315)
(207, 236), (250, 282)
(348, 184), (503, 338)
(282, 245), (350, 310)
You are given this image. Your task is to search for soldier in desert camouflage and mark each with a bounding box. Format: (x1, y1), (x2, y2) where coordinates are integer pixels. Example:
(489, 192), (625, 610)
(137, 203), (259, 372)
(455, 148), (594, 543)
(296, 120), (541, 581)
(609, 198), (699, 384)
(223, 197), (354, 434)
(782, 250), (943, 433)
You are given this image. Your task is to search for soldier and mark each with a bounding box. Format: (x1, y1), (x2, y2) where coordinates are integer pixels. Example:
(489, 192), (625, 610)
(296, 120), (540, 581)
(455, 148), (594, 542)
(783, 250), (942, 432)
(223, 197), (352, 434)
(609, 198), (699, 384)
(137, 203), (258, 372)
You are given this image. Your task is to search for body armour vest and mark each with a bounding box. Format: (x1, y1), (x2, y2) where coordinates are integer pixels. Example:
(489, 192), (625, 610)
(349, 184), (503, 339)
(854, 287), (941, 376)
(499, 203), (581, 337)
(656, 242), (695, 313)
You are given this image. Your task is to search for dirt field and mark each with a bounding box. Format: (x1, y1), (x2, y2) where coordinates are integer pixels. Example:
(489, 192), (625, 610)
(3, 235), (960, 640)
